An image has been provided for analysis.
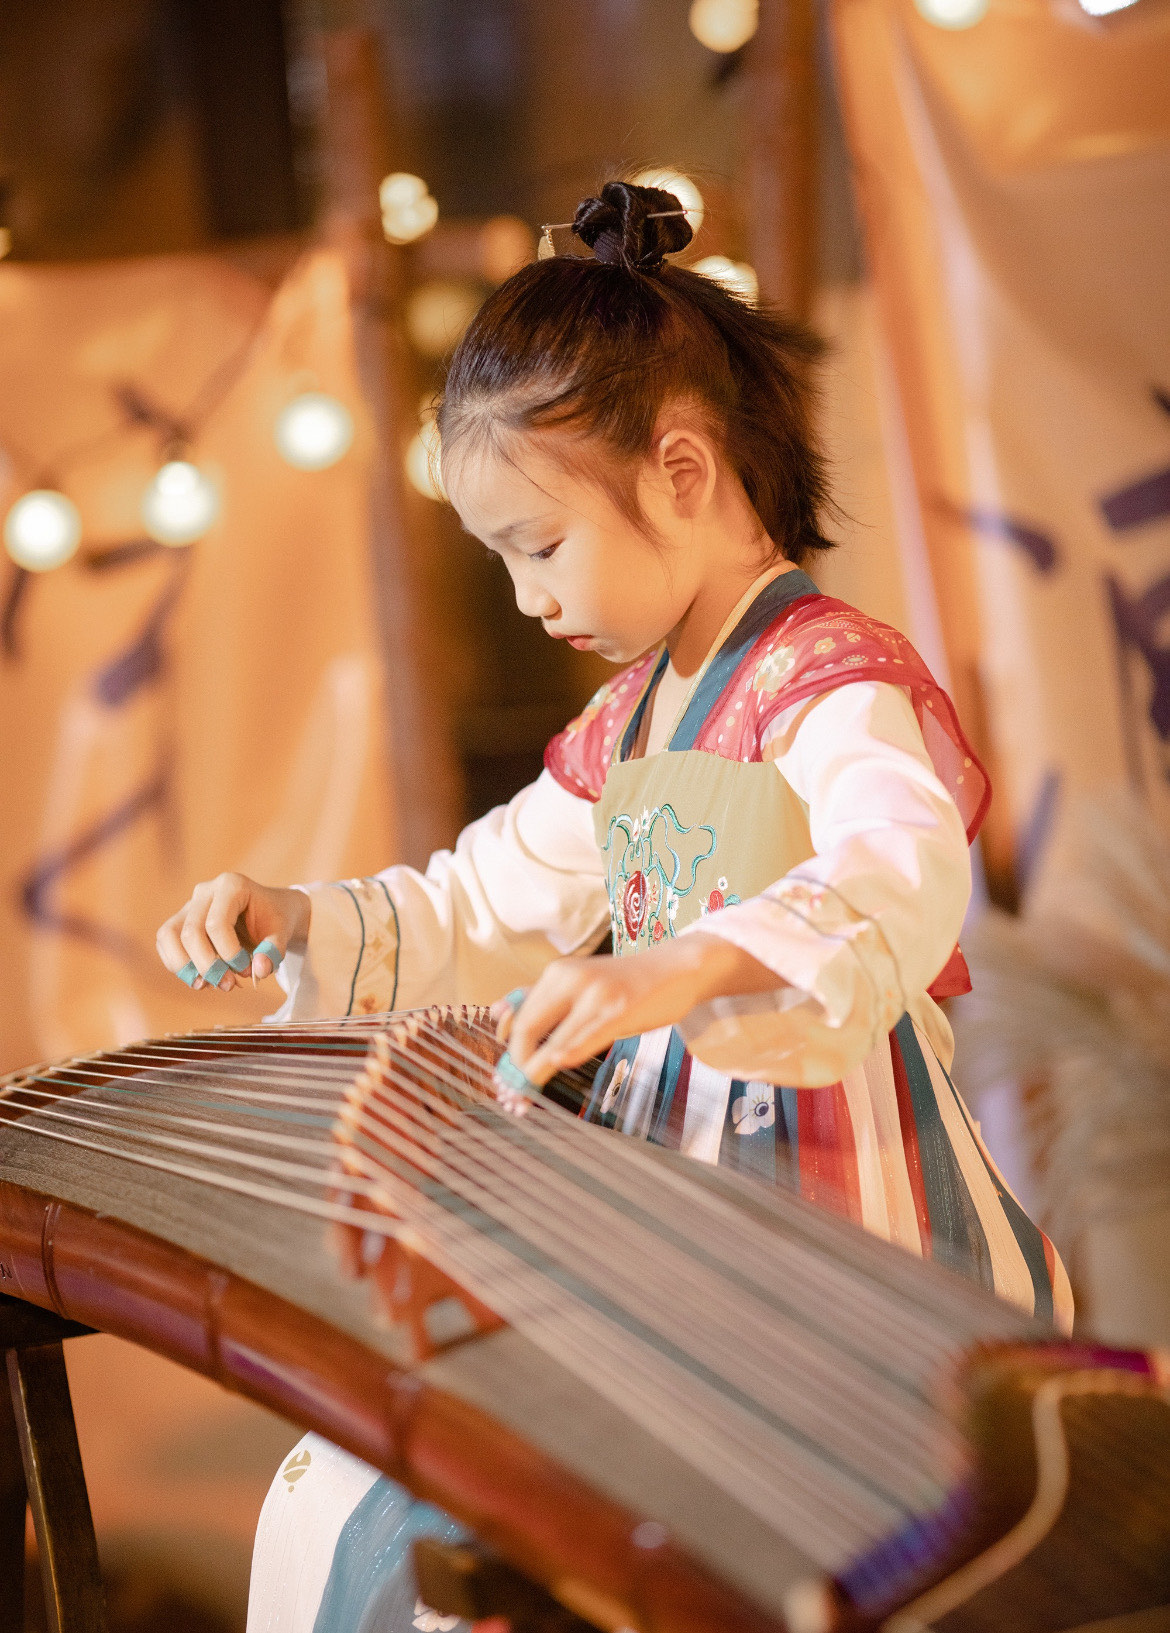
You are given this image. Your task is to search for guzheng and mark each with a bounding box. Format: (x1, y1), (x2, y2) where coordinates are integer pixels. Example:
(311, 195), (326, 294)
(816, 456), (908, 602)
(0, 1007), (1167, 1633)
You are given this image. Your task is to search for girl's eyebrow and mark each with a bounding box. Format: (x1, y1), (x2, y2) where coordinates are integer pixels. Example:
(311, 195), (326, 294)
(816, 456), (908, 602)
(488, 514), (553, 542)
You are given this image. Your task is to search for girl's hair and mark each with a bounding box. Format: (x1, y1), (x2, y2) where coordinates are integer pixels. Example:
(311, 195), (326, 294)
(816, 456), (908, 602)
(438, 179), (835, 565)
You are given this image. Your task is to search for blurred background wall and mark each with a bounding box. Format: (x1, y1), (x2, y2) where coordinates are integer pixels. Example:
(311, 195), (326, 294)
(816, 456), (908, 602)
(0, 0), (1167, 1628)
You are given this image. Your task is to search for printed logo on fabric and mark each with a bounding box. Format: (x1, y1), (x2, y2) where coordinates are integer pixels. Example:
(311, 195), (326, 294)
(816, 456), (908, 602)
(282, 1448), (313, 1490)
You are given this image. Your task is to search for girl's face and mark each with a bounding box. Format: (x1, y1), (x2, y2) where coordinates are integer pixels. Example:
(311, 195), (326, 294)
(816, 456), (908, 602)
(446, 433), (708, 665)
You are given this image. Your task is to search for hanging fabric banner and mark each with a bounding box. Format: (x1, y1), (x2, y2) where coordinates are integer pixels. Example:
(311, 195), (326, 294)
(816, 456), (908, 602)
(831, 0), (1170, 893)
(0, 249), (395, 1072)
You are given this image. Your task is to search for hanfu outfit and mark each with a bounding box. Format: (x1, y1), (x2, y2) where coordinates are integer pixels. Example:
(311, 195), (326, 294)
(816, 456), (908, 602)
(248, 565), (1071, 1633)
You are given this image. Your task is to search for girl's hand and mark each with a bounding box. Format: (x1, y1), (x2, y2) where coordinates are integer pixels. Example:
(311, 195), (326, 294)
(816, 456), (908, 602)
(493, 933), (780, 1100)
(156, 873), (310, 992)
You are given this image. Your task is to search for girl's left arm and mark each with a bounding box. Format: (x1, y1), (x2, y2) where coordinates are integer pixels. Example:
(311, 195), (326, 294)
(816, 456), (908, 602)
(504, 681), (970, 1088)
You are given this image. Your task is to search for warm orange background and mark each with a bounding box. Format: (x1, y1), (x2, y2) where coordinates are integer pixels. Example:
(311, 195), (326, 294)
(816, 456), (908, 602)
(833, 0), (1170, 878)
(0, 249), (395, 1074)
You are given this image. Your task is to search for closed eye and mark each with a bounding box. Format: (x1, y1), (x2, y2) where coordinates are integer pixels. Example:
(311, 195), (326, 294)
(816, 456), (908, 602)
(531, 541), (561, 562)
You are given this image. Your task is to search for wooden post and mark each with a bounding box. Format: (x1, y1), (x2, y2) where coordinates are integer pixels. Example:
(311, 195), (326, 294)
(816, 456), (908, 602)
(0, 1369), (25, 1633)
(318, 26), (464, 868)
(745, 0), (819, 318)
(7, 1345), (107, 1633)
(0, 1297), (103, 1633)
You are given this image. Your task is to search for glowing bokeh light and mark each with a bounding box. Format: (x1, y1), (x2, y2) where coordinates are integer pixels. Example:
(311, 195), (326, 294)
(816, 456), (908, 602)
(275, 393), (354, 470)
(405, 409), (445, 502)
(1076, 0), (1139, 15)
(481, 216), (536, 282)
(689, 0), (759, 52)
(912, 0), (987, 28)
(631, 169), (705, 234)
(406, 281), (483, 358)
(692, 255), (759, 303)
(3, 489), (82, 571)
(141, 461), (220, 546)
(379, 173), (439, 245)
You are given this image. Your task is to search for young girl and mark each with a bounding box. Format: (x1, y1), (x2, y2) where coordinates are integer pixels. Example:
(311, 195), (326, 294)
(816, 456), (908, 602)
(157, 181), (1071, 1633)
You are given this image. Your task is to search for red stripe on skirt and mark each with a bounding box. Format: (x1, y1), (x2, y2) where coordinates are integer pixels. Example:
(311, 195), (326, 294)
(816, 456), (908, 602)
(661, 1050), (692, 1150)
(797, 1082), (863, 1225)
(890, 1027), (932, 1256)
(1041, 1230), (1057, 1285)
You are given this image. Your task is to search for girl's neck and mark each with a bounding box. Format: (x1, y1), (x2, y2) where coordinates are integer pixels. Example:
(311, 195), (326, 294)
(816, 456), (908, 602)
(664, 548), (796, 678)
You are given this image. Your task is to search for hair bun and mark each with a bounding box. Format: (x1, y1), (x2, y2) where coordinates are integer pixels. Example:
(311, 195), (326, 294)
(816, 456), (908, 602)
(571, 180), (693, 272)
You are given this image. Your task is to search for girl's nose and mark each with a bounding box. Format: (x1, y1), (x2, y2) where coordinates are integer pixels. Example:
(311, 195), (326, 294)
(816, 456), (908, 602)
(512, 573), (559, 622)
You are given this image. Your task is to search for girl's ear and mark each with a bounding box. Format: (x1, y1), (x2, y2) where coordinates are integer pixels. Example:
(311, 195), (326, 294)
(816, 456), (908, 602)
(654, 425), (719, 518)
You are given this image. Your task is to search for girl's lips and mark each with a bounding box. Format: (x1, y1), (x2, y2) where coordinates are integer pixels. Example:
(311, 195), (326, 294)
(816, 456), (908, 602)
(566, 636), (594, 650)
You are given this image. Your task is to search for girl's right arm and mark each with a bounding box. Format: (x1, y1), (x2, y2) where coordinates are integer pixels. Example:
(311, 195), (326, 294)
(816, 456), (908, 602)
(156, 770), (612, 1018)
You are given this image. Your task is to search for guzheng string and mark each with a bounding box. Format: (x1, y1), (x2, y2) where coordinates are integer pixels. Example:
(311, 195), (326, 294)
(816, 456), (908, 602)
(0, 1010), (986, 1570)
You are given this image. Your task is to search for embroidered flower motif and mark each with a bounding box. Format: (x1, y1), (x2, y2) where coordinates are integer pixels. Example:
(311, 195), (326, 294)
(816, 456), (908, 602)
(563, 680), (614, 740)
(648, 875), (661, 909)
(623, 871), (648, 940)
(846, 632), (862, 642)
(717, 876), (728, 891)
(651, 920), (665, 943)
(813, 637), (836, 655)
(843, 653), (867, 666)
(705, 887), (725, 913)
(666, 890), (679, 921)
(413, 1601), (461, 1633)
(600, 1057), (629, 1115)
(731, 1088), (775, 1134)
(750, 644), (796, 697)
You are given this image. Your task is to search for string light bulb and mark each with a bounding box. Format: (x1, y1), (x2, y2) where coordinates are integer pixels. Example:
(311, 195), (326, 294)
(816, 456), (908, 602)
(3, 490), (82, 571)
(631, 169), (705, 233)
(692, 255), (759, 303)
(912, 0), (987, 27)
(275, 393), (354, 471)
(406, 281), (483, 359)
(689, 0), (759, 52)
(141, 460), (220, 546)
(480, 216), (535, 282)
(379, 173), (439, 245)
(405, 400), (445, 502)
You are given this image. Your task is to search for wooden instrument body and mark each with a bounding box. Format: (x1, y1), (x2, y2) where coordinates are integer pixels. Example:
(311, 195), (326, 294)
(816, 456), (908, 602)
(1, 1023), (1168, 1633)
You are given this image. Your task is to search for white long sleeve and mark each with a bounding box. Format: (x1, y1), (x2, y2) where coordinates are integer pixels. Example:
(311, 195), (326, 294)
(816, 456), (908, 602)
(270, 770), (610, 1021)
(272, 682), (971, 1087)
(678, 681), (971, 1082)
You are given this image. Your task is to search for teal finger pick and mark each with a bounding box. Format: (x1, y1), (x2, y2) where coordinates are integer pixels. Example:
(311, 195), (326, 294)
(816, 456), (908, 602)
(493, 1051), (540, 1102)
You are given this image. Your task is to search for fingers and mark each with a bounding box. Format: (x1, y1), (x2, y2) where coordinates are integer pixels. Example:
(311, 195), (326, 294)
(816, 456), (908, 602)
(505, 965), (581, 1069)
(511, 961), (640, 1088)
(250, 936), (285, 983)
(158, 873), (269, 992)
(179, 883), (233, 991)
(156, 905), (203, 988)
(491, 988), (529, 1046)
(203, 875), (256, 988)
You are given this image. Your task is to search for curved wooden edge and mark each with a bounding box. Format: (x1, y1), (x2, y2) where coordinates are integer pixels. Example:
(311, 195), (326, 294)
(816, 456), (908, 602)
(0, 1182), (786, 1633)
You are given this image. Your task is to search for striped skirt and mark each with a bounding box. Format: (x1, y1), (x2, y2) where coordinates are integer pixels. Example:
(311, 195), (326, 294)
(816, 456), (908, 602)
(585, 1013), (1073, 1332)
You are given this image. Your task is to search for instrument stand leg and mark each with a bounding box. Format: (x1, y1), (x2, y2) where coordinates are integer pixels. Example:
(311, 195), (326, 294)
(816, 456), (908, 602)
(0, 1373), (26, 1633)
(414, 1539), (604, 1633)
(0, 1296), (105, 1633)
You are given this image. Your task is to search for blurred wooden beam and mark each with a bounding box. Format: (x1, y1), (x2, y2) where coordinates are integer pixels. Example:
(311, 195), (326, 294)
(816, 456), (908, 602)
(318, 26), (464, 867)
(177, 0), (303, 238)
(745, 0), (819, 317)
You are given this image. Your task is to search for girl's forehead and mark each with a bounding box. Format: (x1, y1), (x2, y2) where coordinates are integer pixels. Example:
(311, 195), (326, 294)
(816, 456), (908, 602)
(448, 438), (581, 538)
